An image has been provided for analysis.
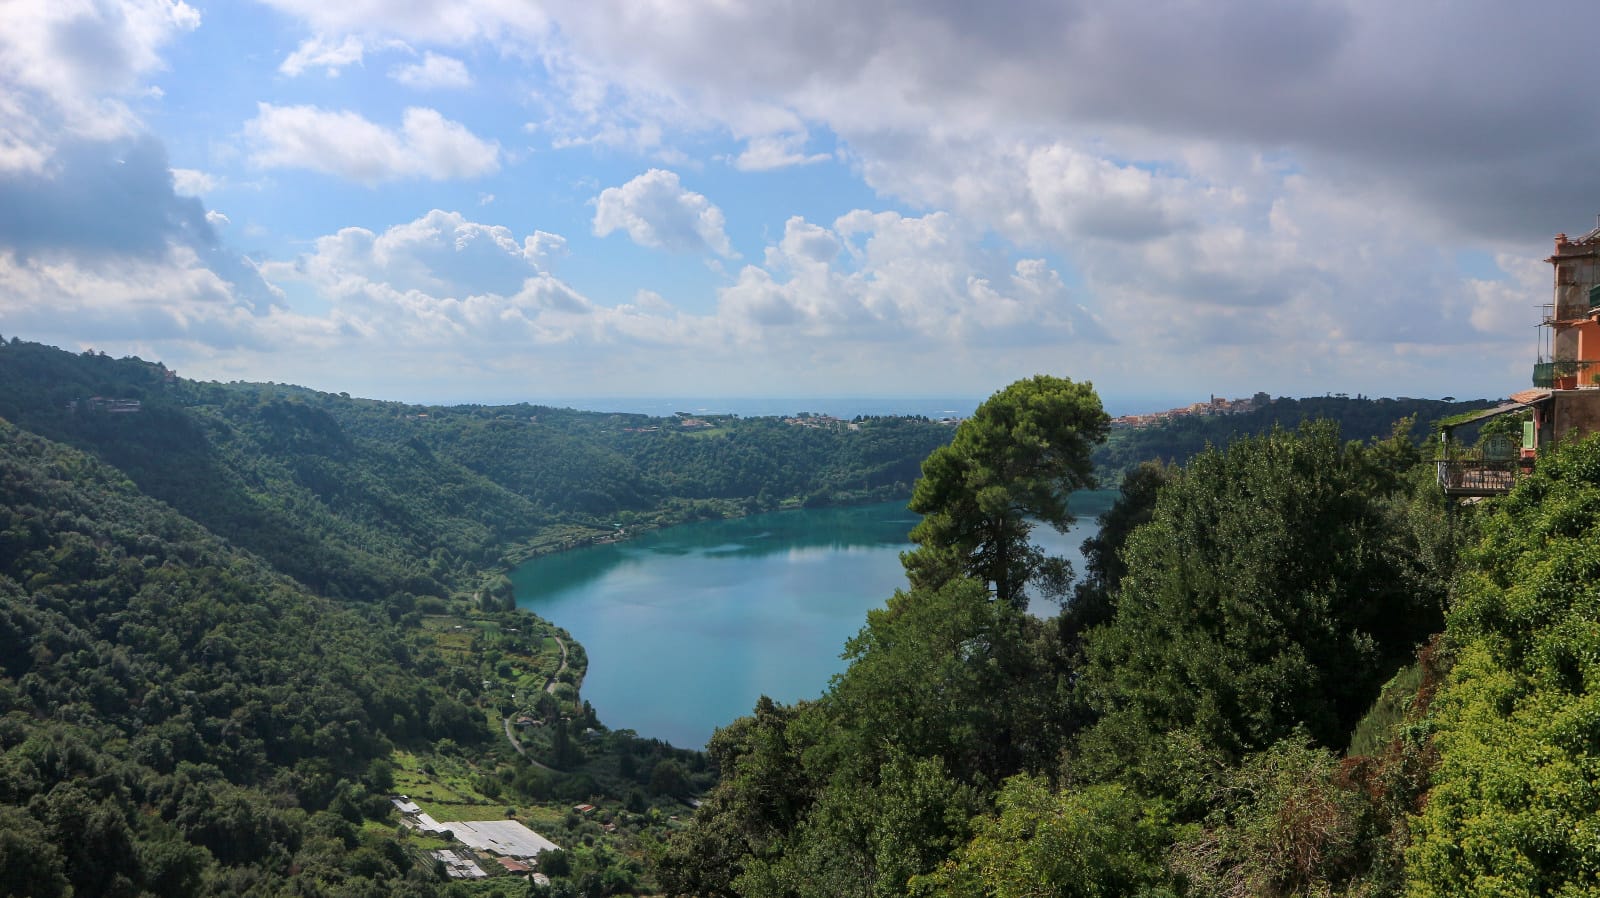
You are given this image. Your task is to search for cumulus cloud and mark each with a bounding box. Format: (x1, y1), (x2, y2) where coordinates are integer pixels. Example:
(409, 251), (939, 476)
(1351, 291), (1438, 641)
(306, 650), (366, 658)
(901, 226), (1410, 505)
(11, 0), (1556, 398)
(244, 104), (500, 183)
(0, 245), (285, 352)
(0, 137), (207, 259)
(717, 212), (1104, 347)
(525, 1), (1598, 225)
(593, 169), (735, 257)
(287, 209), (561, 298)
(0, 0), (199, 172)
(0, 137), (272, 316)
(256, 209), (711, 363)
(0, 137), (289, 358)
(391, 52), (472, 89)
(279, 33), (365, 76)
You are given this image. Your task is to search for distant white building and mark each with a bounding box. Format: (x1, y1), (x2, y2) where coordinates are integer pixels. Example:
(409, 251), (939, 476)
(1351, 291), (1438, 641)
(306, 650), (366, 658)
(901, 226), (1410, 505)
(392, 795), (561, 860)
(445, 820), (560, 859)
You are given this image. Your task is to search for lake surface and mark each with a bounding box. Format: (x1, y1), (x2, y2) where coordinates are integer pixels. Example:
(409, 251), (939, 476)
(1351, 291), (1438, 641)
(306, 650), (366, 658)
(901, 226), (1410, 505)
(513, 492), (1114, 749)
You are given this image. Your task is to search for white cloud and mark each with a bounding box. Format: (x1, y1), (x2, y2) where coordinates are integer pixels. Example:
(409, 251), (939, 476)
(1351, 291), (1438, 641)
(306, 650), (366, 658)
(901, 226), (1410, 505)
(524, 230), (568, 269)
(1467, 253), (1546, 339)
(291, 209), (560, 298)
(225, 206), (1120, 396)
(593, 169), (734, 258)
(717, 211), (1102, 347)
(0, 0), (199, 171)
(205, 210), (229, 227)
(8, 0), (1559, 399)
(247, 1), (1600, 242)
(0, 244), (296, 354)
(391, 52), (472, 89)
(733, 131), (830, 172)
(256, 209), (708, 363)
(244, 104), (500, 183)
(279, 33), (365, 77)
(170, 167), (216, 195)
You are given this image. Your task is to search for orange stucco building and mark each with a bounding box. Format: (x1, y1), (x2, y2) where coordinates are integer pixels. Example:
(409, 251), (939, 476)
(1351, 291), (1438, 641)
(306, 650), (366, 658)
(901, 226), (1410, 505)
(1439, 221), (1600, 496)
(1540, 226), (1600, 389)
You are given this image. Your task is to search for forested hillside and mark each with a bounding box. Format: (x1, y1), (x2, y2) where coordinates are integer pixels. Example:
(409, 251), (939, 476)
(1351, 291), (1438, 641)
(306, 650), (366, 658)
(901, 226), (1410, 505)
(0, 339), (953, 605)
(0, 337), (955, 896)
(0, 418), (482, 896)
(1093, 394), (1499, 479)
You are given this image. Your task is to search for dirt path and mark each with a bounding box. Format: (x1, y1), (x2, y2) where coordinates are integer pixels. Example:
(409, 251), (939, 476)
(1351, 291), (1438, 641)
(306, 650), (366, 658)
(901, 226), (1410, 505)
(544, 635), (570, 695)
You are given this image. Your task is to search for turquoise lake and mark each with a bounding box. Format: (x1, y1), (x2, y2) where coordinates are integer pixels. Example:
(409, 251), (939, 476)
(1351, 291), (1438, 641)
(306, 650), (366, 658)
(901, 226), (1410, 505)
(512, 492), (1114, 749)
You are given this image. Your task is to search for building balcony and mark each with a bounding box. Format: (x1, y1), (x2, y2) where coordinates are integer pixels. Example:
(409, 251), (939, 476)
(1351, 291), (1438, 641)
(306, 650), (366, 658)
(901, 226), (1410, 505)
(1533, 358), (1600, 389)
(1436, 458), (1521, 497)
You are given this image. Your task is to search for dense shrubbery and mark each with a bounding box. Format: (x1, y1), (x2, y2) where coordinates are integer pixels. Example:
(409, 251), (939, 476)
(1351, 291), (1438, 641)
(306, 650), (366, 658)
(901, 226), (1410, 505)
(1409, 436), (1600, 895)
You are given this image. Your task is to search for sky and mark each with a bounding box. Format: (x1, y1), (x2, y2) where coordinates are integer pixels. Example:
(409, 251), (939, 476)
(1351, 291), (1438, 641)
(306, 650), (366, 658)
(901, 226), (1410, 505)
(0, 0), (1591, 408)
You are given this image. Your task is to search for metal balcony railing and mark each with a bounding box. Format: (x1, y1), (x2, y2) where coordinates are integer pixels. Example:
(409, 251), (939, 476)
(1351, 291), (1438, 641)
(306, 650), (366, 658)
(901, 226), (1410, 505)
(1436, 458), (1520, 497)
(1534, 358), (1600, 389)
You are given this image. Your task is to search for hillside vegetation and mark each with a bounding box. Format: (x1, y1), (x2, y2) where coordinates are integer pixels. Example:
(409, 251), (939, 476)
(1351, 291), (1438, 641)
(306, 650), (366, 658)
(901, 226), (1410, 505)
(0, 338), (954, 896)
(0, 339), (954, 606)
(0, 337), (1560, 896)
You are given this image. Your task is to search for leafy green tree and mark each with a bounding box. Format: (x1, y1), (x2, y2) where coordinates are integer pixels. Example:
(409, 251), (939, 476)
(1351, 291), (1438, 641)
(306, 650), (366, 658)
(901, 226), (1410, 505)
(484, 574), (516, 611)
(1079, 422), (1440, 780)
(655, 699), (813, 898)
(914, 777), (1171, 898)
(649, 760), (689, 797)
(906, 375), (1109, 608)
(828, 578), (1057, 781)
(1091, 394), (1495, 482)
(0, 806), (70, 898)
(1066, 460), (1173, 647)
(659, 577), (1071, 897)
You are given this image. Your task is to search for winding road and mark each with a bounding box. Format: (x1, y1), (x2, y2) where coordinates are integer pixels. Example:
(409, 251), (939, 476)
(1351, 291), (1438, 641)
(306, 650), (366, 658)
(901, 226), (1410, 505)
(501, 633), (575, 770)
(545, 635), (569, 695)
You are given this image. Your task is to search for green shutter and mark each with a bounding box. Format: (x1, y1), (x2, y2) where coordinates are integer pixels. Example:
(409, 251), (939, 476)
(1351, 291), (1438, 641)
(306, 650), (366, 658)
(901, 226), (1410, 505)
(1524, 420), (1536, 450)
(1587, 284), (1600, 308)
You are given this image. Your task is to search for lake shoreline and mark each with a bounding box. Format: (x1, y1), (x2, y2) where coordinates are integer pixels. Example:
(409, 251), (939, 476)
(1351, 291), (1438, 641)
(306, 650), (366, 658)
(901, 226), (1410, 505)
(509, 492), (1114, 749)
(497, 490), (920, 570)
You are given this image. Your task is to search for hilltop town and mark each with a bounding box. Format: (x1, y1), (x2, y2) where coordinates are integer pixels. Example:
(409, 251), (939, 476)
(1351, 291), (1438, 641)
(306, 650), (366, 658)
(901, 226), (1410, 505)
(1111, 392), (1271, 429)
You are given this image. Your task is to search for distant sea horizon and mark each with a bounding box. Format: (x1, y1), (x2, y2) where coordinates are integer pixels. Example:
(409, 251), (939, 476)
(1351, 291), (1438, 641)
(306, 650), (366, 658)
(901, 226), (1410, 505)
(511, 394), (1197, 420)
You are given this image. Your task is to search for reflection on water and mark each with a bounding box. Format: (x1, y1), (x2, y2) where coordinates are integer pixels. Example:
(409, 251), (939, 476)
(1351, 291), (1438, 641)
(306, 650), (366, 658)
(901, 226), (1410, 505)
(513, 494), (1111, 749)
